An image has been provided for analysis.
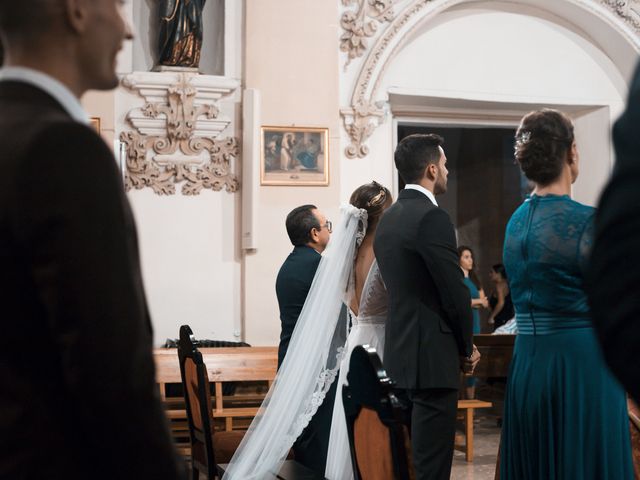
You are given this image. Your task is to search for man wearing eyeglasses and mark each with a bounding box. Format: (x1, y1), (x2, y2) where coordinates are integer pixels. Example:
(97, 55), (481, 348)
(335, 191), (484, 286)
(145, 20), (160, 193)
(275, 204), (333, 474)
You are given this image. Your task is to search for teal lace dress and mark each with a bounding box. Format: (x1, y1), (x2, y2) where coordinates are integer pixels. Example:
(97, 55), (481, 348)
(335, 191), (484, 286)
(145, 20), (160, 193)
(500, 194), (633, 479)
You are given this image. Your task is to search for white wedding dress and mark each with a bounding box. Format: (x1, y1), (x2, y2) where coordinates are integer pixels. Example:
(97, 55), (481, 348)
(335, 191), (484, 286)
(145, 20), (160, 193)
(223, 205), (370, 480)
(325, 259), (388, 480)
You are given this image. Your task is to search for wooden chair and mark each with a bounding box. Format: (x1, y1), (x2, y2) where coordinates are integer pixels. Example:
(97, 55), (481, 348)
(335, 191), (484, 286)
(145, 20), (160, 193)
(343, 345), (414, 480)
(178, 325), (245, 480)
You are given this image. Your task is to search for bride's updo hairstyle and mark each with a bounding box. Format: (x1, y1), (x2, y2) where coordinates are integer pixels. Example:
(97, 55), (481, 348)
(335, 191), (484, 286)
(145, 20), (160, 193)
(514, 109), (574, 186)
(349, 181), (392, 233)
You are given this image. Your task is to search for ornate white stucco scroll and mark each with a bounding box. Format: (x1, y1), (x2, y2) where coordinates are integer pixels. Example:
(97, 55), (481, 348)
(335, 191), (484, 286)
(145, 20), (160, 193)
(601, 0), (640, 31)
(340, 0), (396, 67)
(120, 71), (240, 195)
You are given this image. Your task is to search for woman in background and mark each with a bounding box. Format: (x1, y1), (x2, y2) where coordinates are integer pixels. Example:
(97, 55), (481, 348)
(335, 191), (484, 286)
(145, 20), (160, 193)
(487, 264), (514, 330)
(500, 109), (632, 479)
(458, 246), (487, 399)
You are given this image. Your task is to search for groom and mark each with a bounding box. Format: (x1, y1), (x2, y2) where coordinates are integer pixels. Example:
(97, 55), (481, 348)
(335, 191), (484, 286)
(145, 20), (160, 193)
(375, 134), (480, 479)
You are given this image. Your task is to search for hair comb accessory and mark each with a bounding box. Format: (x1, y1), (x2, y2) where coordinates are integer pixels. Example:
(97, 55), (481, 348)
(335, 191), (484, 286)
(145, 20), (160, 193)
(366, 189), (386, 207)
(517, 131), (531, 144)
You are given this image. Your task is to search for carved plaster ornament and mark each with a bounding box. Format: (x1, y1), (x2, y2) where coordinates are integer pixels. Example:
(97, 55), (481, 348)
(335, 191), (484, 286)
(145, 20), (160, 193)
(601, 0), (640, 31)
(341, 0), (640, 159)
(341, 100), (385, 158)
(340, 0), (396, 67)
(120, 72), (239, 195)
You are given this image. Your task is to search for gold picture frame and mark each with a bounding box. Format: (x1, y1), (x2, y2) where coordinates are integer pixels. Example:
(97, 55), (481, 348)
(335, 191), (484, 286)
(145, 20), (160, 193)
(90, 117), (101, 134)
(260, 126), (329, 186)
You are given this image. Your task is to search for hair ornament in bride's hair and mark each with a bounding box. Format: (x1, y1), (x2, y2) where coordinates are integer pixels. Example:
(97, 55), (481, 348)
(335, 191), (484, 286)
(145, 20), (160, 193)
(366, 180), (387, 207)
(517, 130), (532, 145)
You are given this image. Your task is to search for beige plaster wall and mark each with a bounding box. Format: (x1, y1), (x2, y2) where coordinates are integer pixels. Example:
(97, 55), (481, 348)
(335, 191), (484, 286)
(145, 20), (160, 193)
(243, 0), (341, 346)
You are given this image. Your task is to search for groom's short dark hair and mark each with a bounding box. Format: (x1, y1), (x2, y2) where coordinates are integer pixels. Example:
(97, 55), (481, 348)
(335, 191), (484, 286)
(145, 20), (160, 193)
(285, 204), (320, 246)
(395, 134), (444, 184)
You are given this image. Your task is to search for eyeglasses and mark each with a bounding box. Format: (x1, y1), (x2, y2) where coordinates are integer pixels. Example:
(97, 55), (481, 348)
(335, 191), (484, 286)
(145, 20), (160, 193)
(320, 220), (332, 233)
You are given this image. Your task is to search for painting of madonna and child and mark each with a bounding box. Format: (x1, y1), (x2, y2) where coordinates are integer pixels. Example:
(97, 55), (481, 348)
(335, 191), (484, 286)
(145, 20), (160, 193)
(261, 126), (329, 186)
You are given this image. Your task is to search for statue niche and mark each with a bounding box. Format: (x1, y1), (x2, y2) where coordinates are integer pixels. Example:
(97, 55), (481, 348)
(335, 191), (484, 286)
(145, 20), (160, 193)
(158, 0), (207, 69)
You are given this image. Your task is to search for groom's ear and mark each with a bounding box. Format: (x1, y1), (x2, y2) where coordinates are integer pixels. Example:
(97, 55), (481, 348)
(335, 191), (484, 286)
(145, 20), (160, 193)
(425, 162), (437, 181)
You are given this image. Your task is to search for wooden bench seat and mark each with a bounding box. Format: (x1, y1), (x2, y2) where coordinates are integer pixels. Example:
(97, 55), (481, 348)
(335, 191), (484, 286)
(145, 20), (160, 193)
(455, 399), (493, 462)
(154, 346), (278, 455)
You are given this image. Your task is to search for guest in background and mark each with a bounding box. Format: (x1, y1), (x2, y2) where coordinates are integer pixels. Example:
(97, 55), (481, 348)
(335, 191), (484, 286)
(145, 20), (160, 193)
(586, 62), (640, 405)
(500, 109), (633, 479)
(458, 246), (487, 399)
(487, 263), (514, 330)
(275, 204), (335, 474)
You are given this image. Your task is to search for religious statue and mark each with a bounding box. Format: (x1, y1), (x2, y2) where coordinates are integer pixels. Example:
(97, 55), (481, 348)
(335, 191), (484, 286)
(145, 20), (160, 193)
(158, 0), (206, 69)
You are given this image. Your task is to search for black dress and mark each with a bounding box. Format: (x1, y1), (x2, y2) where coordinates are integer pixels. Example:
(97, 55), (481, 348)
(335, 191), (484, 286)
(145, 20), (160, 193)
(489, 290), (514, 329)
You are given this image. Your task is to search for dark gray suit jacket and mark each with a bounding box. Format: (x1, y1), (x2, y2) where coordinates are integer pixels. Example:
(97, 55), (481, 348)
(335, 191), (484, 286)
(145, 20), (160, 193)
(0, 81), (185, 479)
(374, 188), (473, 390)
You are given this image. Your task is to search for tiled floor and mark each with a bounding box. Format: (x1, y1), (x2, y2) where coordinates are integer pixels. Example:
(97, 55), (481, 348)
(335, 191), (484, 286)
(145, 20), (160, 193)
(450, 412), (501, 480)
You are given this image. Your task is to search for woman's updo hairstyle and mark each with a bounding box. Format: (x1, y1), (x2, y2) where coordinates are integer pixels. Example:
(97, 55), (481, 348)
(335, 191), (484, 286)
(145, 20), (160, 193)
(514, 109), (574, 186)
(349, 181), (392, 232)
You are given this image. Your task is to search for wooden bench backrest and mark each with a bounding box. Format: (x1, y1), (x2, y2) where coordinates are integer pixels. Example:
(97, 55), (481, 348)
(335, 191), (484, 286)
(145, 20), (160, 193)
(155, 347), (278, 383)
(154, 346), (278, 456)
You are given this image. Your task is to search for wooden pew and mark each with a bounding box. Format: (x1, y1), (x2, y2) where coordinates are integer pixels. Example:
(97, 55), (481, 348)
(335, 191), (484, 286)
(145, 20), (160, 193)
(472, 334), (515, 379)
(154, 344), (494, 463)
(154, 347), (278, 455)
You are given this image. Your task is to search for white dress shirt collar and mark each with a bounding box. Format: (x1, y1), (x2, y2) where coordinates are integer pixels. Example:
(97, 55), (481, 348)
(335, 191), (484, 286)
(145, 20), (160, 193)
(404, 184), (439, 206)
(0, 67), (89, 124)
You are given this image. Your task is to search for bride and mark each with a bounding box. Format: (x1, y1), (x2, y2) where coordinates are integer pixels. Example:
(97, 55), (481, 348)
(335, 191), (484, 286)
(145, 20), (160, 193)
(223, 181), (392, 480)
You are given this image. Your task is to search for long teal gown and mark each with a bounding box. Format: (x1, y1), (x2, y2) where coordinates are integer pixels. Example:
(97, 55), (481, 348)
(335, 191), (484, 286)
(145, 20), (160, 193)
(500, 194), (633, 479)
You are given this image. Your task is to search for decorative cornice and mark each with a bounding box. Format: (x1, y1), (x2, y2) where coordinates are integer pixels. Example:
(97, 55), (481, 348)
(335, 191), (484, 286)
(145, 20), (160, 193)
(341, 0), (640, 159)
(120, 71), (239, 195)
(340, 0), (396, 67)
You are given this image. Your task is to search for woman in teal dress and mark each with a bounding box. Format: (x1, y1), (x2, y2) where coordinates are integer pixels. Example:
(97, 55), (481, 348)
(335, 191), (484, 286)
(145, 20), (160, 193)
(500, 109), (633, 479)
(458, 246), (487, 398)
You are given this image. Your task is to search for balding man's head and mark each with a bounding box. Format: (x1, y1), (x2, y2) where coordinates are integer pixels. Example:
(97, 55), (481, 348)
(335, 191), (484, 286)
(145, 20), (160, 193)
(0, 1), (64, 46)
(0, 0), (133, 96)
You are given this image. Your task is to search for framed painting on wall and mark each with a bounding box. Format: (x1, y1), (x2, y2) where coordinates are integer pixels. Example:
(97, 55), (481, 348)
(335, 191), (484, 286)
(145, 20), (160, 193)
(260, 126), (329, 186)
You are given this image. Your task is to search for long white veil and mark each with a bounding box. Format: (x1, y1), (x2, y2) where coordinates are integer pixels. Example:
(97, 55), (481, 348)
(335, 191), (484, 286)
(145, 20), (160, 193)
(222, 204), (367, 479)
